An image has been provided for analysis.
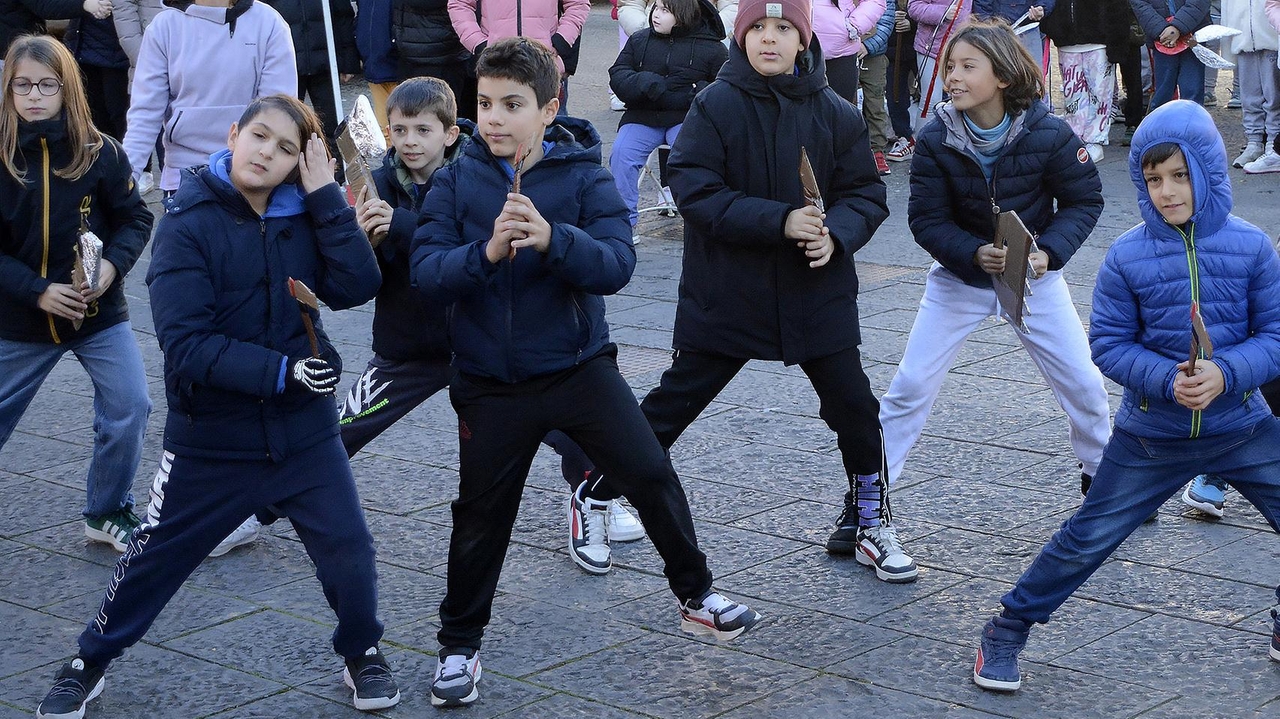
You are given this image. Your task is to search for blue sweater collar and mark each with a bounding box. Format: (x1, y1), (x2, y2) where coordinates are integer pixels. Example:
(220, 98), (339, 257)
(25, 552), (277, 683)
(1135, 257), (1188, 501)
(207, 148), (307, 218)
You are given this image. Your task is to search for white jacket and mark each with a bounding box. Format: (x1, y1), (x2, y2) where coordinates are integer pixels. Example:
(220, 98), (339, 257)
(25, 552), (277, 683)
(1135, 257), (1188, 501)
(1225, 0), (1279, 52)
(617, 0), (736, 37)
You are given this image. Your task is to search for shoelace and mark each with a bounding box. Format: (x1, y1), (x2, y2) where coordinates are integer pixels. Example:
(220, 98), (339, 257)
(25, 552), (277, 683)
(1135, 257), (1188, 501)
(983, 633), (1024, 664)
(44, 677), (88, 701)
(354, 661), (395, 692)
(438, 654), (471, 680)
(583, 505), (607, 547)
(835, 492), (857, 527)
(871, 525), (905, 555)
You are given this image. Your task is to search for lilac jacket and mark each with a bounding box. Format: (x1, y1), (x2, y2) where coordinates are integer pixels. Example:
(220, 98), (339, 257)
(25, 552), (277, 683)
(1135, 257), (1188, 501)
(908, 0), (971, 57)
(813, 0), (888, 59)
(123, 0), (297, 191)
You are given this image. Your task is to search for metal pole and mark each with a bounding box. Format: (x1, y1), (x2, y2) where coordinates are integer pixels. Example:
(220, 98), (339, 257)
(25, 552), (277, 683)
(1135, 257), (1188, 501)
(320, 0), (344, 120)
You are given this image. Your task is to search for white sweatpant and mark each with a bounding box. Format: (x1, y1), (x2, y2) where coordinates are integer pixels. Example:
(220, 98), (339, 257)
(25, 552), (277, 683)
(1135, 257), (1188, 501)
(879, 264), (1112, 483)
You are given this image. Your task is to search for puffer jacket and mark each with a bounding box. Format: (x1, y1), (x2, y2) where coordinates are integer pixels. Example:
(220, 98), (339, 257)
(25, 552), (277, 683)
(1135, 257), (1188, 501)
(260, 0), (360, 76)
(112, 0), (165, 66)
(667, 37), (889, 365)
(813, 0), (887, 59)
(1129, 0), (1209, 43)
(1, 0), (83, 58)
(1041, 0), (1132, 60)
(411, 117), (634, 383)
(1268, 0), (1280, 33)
(609, 0), (727, 129)
(356, 0), (399, 83)
(148, 152), (380, 461)
(907, 100), (1103, 288)
(446, 0), (591, 73)
(908, 0), (971, 57)
(1223, 0), (1278, 53)
(1091, 100), (1280, 440)
(63, 16), (131, 69)
(617, 0), (736, 37)
(863, 0), (896, 57)
(393, 0), (468, 67)
(973, 0), (1054, 22)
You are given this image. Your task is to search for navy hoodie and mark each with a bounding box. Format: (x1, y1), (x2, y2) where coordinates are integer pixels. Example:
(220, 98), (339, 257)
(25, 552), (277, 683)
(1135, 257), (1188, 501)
(410, 117), (633, 383)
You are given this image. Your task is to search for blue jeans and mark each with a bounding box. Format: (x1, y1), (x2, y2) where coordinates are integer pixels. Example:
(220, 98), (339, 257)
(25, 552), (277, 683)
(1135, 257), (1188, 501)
(1151, 46), (1205, 109)
(609, 122), (682, 226)
(0, 321), (151, 518)
(1002, 417), (1280, 624)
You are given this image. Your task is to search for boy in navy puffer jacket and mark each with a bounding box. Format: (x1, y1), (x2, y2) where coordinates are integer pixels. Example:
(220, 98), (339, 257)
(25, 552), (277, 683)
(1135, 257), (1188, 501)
(971, 100), (1280, 693)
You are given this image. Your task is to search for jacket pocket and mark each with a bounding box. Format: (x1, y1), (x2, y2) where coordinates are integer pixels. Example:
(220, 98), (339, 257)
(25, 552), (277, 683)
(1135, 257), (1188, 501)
(167, 105), (247, 153)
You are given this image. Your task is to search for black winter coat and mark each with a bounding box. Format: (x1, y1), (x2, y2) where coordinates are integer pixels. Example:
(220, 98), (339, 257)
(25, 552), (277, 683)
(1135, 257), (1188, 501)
(148, 165), (380, 461)
(667, 37), (889, 365)
(907, 101), (1103, 288)
(0, 117), (153, 344)
(1, 0), (83, 57)
(260, 0), (360, 76)
(369, 120), (472, 362)
(392, 0), (466, 67)
(63, 16), (130, 69)
(1041, 0), (1132, 63)
(609, 0), (727, 130)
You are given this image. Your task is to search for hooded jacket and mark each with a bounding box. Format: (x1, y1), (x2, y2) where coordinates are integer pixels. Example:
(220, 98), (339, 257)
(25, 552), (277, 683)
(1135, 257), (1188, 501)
(411, 117), (634, 383)
(147, 155), (380, 461)
(123, 0), (298, 192)
(1224, 0), (1279, 53)
(0, 117), (153, 344)
(112, 0), (165, 67)
(1, 0), (84, 58)
(908, 0), (971, 58)
(369, 120), (473, 362)
(813, 0), (887, 60)
(446, 0), (591, 74)
(609, 0), (727, 130)
(667, 37), (889, 365)
(391, 0), (468, 68)
(1091, 100), (1280, 440)
(260, 0), (360, 76)
(907, 100), (1103, 288)
(1129, 0), (1209, 43)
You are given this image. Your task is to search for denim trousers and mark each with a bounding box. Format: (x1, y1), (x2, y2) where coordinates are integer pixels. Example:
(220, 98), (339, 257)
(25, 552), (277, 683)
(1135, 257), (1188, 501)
(1002, 416), (1280, 624)
(609, 122), (683, 226)
(0, 321), (151, 517)
(1150, 46), (1205, 109)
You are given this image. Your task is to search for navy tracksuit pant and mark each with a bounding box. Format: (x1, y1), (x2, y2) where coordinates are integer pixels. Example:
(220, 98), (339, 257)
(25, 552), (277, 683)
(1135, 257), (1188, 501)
(77, 436), (383, 665)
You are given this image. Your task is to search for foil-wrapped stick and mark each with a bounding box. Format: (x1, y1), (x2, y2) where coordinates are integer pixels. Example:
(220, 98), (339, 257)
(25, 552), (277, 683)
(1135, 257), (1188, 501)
(336, 95), (388, 248)
(70, 229), (103, 330)
(799, 146), (824, 213)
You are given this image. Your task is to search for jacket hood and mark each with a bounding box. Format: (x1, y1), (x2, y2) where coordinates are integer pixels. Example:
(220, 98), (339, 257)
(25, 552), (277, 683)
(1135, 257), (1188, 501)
(465, 116), (604, 167)
(718, 32), (828, 100)
(1128, 99), (1231, 239)
(387, 118), (476, 192)
(164, 0), (254, 28)
(169, 148), (306, 218)
(932, 99), (1044, 157)
(655, 0), (725, 41)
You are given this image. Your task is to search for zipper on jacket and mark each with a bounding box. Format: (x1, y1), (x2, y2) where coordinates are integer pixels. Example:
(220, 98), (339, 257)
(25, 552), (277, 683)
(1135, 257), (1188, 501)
(40, 137), (62, 344)
(1178, 222), (1203, 438)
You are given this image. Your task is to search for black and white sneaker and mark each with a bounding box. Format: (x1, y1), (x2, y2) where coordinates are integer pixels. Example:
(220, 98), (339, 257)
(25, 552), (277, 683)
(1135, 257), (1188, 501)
(343, 647), (400, 711)
(679, 591), (761, 641)
(37, 657), (105, 719)
(568, 481), (611, 574)
(430, 648), (481, 707)
(856, 524), (919, 583)
(825, 490), (860, 554)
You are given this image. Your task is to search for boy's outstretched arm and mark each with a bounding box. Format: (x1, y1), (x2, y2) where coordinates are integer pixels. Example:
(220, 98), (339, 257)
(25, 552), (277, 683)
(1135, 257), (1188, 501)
(537, 168), (636, 295)
(411, 167), (500, 302)
(1033, 126), (1104, 271)
(823, 108), (889, 257)
(1089, 248), (1182, 401)
(668, 98), (797, 247)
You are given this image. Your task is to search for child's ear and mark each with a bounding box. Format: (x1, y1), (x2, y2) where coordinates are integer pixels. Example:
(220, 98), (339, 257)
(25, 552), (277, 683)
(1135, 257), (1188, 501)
(445, 123), (461, 147)
(540, 96), (560, 126)
(226, 122), (239, 152)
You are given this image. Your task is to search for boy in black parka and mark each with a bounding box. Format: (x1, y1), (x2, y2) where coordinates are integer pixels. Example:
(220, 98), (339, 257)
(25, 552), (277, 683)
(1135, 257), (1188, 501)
(637, 0), (917, 582)
(410, 37), (759, 708)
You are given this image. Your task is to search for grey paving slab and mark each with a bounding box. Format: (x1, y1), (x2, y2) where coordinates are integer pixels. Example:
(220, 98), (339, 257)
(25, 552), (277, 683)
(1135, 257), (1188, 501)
(185, 534), (322, 595)
(164, 609), (347, 686)
(715, 673), (1005, 719)
(1053, 614), (1280, 710)
(895, 476), (1082, 537)
(0, 548), (111, 610)
(363, 509), (451, 573)
(691, 407), (840, 454)
(729, 500), (944, 548)
(349, 454), (458, 516)
(673, 443), (849, 505)
(203, 689), (372, 718)
(529, 633), (817, 719)
(13, 518), (134, 568)
(1076, 559), (1275, 626)
(490, 692), (651, 718)
(353, 420), (459, 469)
(1175, 530), (1280, 588)
(0, 480), (88, 539)
(901, 434), (1056, 486)
(0, 602), (88, 681)
(612, 519), (810, 578)
(495, 543), (671, 614)
(0, 432), (91, 477)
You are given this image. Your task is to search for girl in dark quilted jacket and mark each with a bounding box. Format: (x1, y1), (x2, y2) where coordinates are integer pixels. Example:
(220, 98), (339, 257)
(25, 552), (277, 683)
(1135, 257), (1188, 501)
(608, 0), (727, 225)
(880, 19), (1112, 510)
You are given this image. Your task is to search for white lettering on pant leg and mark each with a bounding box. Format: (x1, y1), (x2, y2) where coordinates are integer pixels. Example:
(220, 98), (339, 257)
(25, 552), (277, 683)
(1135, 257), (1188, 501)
(343, 366), (393, 418)
(93, 451), (169, 634)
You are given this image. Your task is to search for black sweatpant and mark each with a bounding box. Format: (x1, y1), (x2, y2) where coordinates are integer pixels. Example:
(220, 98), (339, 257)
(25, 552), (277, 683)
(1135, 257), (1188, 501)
(77, 436), (384, 665)
(82, 64), (129, 142)
(1117, 43), (1146, 129)
(437, 348), (712, 650)
(339, 353), (455, 456)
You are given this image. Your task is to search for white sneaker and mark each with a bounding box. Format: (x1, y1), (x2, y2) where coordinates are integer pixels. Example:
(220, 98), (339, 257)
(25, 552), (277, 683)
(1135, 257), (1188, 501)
(610, 92), (626, 111)
(568, 482), (611, 574)
(136, 171), (154, 195)
(658, 185), (677, 217)
(679, 591), (761, 641)
(1234, 141), (1266, 168)
(1244, 148), (1280, 174)
(607, 500), (645, 542)
(209, 516), (260, 557)
(856, 524), (919, 583)
(430, 650), (481, 707)
(1085, 143), (1104, 163)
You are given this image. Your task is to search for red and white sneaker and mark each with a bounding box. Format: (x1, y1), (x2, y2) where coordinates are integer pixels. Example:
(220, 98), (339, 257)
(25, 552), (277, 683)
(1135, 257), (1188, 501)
(679, 591), (761, 641)
(856, 524), (918, 583)
(886, 136), (915, 162)
(874, 151), (891, 176)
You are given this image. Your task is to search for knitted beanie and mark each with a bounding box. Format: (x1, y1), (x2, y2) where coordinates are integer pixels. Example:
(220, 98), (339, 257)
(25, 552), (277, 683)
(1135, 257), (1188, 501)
(733, 0), (813, 49)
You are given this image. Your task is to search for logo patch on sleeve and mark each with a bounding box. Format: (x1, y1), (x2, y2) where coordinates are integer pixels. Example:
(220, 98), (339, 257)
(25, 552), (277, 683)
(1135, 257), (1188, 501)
(1077, 147), (1090, 164)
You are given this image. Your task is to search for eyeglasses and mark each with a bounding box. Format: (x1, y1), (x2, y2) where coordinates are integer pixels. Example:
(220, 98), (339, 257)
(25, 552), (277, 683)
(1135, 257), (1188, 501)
(10, 78), (63, 96)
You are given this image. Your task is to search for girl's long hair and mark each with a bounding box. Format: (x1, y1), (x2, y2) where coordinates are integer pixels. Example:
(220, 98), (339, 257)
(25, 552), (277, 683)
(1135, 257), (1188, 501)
(1, 35), (103, 183)
(940, 19), (1043, 117)
(655, 0), (701, 32)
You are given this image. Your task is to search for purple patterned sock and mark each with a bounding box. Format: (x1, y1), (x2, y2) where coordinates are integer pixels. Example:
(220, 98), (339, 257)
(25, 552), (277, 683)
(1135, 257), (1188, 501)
(855, 473), (882, 529)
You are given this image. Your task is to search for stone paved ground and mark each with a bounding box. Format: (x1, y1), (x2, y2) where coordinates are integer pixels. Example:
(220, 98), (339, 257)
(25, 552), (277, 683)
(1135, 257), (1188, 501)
(5, 7), (1280, 718)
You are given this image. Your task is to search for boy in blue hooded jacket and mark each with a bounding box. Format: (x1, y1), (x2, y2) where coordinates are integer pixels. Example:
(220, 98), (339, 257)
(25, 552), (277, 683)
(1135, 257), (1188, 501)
(970, 100), (1280, 693)
(410, 37), (758, 708)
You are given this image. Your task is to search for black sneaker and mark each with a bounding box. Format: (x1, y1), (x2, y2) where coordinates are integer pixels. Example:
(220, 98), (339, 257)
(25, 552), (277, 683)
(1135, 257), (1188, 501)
(1270, 605), (1280, 662)
(37, 657), (105, 719)
(343, 647), (400, 711)
(826, 490), (859, 554)
(431, 648), (481, 707)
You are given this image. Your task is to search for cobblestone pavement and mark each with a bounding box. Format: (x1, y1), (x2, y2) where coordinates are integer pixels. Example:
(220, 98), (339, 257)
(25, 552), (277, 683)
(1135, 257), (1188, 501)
(5, 7), (1280, 718)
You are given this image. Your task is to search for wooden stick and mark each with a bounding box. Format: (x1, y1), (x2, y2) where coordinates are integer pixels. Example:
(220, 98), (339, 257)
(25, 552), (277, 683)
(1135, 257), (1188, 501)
(288, 278), (321, 359)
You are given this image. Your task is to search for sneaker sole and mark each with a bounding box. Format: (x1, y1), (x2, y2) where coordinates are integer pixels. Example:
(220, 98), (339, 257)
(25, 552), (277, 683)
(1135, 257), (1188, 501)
(608, 524), (646, 542)
(83, 525), (128, 553)
(1271, 643), (1280, 662)
(886, 155), (912, 162)
(973, 669), (1020, 691)
(1180, 489), (1224, 518)
(37, 675), (104, 719)
(430, 664), (482, 707)
(207, 530), (258, 558)
(679, 612), (760, 642)
(567, 500), (612, 575)
(825, 537), (860, 555)
(342, 667), (401, 711)
(1245, 166), (1280, 174)
(855, 547), (920, 583)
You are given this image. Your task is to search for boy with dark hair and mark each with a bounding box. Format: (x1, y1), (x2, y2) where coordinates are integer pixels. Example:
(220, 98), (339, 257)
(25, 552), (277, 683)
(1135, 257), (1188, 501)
(338, 76), (470, 453)
(411, 37), (759, 708)
(972, 100), (1280, 692)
